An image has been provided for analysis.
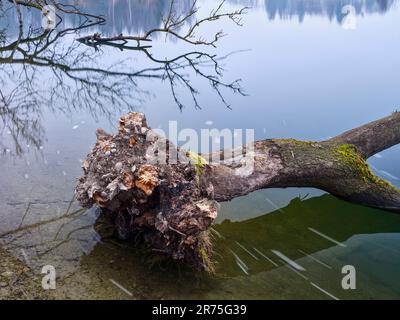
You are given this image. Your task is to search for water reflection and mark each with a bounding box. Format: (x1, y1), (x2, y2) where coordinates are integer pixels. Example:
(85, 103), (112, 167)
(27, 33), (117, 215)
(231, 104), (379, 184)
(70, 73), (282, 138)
(73, 0), (400, 29)
(0, 3), (243, 156)
(0, 13), (136, 156)
(73, 0), (195, 35)
(3, 0), (397, 37)
(262, 0), (397, 22)
(70, 0), (400, 28)
(4, 193), (399, 299)
(0, 0), (194, 36)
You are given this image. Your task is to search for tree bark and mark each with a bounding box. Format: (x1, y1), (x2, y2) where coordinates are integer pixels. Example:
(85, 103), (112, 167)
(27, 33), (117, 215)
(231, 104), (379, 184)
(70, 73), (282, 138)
(203, 112), (400, 212)
(75, 111), (400, 271)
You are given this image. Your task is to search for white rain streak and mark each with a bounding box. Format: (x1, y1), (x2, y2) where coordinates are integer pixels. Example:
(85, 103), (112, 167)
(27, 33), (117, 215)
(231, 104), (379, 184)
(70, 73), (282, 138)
(210, 228), (224, 239)
(265, 196), (285, 213)
(380, 170), (399, 180)
(310, 282), (339, 300)
(236, 260), (249, 275)
(286, 265), (308, 280)
(236, 241), (259, 261)
(308, 227), (347, 248)
(297, 249), (332, 269)
(369, 163), (378, 171)
(109, 279), (133, 297)
(369, 163), (398, 180)
(230, 250), (249, 275)
(21, 249), (30, 265)
(253, 248), (278, 267)
(271, 250), (306, 271)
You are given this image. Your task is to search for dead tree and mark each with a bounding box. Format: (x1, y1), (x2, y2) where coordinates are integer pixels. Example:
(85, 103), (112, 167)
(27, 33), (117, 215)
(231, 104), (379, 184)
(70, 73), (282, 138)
(75, 111), (400, 272)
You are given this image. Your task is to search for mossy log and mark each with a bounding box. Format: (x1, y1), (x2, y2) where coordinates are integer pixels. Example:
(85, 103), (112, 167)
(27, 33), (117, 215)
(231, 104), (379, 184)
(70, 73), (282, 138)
(75, 111), (400, 271)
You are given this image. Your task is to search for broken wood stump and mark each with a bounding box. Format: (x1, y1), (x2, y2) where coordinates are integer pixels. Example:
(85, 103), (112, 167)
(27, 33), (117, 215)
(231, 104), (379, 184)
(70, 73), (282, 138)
(75, 113), (218, 272)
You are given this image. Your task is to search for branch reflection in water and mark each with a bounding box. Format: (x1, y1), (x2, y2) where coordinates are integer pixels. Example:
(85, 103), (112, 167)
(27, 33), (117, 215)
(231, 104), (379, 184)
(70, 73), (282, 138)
(0, 0), (246, 157)
(0, 0), (247, 290)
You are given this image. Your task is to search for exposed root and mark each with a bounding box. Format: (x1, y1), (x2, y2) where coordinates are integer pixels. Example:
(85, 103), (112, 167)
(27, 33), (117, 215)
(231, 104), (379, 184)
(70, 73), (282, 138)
(75, 113), (217, 272)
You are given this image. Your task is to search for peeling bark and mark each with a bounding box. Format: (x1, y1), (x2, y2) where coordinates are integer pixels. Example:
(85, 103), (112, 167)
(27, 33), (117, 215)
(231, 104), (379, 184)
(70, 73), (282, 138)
(75, 113), (217, 271)
(75, 111), (400, 271)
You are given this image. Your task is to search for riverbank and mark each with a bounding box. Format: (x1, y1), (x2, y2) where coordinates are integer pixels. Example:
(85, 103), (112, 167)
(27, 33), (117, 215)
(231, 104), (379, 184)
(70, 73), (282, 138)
(0, 247), (49, 300)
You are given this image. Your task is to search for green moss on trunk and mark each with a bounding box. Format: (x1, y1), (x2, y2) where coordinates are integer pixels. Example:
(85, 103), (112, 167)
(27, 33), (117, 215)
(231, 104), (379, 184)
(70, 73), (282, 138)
(335, 144), (399, 192)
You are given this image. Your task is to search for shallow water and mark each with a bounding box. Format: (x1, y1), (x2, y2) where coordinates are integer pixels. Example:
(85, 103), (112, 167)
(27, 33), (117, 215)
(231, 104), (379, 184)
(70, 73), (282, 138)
(1, 0), (400, 299)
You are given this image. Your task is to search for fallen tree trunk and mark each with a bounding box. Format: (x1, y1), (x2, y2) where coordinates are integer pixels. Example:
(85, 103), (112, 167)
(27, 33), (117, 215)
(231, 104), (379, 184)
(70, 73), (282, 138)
(75, 111), (400, 271)
(205, 112), (400, 211)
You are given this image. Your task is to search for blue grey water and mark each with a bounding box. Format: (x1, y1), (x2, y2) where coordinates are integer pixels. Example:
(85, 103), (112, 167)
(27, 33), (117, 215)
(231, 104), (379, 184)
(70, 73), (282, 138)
(0, 0), (400, 299)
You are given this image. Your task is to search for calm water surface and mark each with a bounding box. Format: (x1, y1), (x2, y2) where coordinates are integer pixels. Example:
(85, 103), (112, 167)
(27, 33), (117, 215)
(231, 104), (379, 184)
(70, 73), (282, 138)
(1, 0), (400, 299)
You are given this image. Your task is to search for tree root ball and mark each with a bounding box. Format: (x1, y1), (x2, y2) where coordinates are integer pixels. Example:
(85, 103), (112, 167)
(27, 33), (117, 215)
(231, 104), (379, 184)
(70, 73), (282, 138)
(75, 113), (218, 272)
